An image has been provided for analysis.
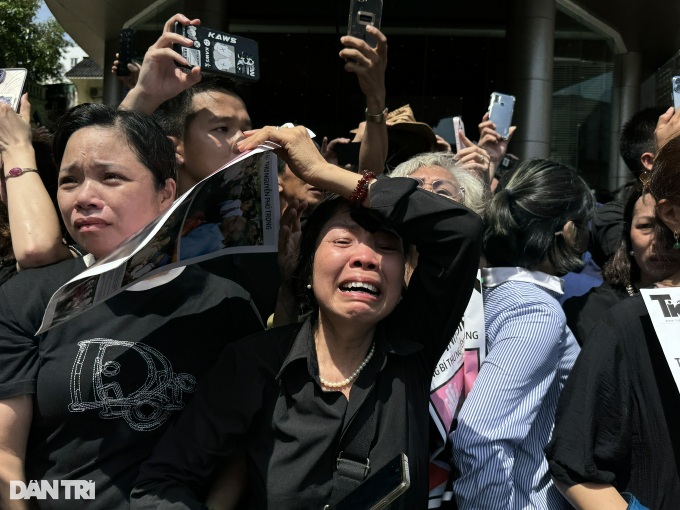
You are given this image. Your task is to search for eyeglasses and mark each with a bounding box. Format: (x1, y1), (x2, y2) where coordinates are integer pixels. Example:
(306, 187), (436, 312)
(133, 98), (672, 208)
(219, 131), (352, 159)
(409, 177), (465, 201)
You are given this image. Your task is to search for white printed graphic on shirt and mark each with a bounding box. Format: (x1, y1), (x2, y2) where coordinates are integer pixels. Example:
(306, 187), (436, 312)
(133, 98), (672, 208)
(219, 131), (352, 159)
(68, 338), (197, 431)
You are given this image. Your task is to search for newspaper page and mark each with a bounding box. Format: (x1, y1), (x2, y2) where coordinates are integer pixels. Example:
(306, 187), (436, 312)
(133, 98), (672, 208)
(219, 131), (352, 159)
(38, 145), (279, 334)
(428, 272), (485, 508)
(641, 287), (680, 394)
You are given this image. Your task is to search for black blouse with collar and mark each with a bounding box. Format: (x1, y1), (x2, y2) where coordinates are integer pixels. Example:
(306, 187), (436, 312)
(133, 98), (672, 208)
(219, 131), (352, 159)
(131, 176), (483, 510)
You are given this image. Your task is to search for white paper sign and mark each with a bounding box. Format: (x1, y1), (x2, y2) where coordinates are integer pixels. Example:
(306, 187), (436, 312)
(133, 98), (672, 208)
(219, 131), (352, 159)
(641, 287), (680, 393)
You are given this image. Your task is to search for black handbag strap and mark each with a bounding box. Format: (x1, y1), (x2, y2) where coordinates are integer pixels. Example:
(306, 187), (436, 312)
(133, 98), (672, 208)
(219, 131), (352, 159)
(329, 383), (380, 505)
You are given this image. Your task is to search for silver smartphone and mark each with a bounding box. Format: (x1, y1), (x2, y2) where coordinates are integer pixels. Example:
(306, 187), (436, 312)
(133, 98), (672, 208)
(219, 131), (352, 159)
(328, 453), (410, 510)
(0, 68), (28, 112)
(672, 76), (680, 110)
(348, 0), (383, 48)
(453, 116), (466, 152)
(488, 91), (516, 140)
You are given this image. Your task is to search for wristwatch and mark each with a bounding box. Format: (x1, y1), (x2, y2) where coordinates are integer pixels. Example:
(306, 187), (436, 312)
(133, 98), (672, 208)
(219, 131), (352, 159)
(365, 107), (388, 123)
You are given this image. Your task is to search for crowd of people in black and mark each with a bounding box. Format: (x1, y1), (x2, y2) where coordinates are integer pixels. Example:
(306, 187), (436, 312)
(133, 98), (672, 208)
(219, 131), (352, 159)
(0, 12), (679, 510)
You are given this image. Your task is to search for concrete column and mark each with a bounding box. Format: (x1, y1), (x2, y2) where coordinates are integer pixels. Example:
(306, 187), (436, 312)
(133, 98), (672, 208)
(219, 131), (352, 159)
(506, 0), (556, 160)
(608, 51), (642, 190)
(103, 37), (124, 106)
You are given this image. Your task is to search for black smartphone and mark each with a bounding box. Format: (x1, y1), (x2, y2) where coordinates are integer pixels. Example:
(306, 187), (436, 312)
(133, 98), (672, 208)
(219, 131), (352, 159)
(327, 453), (410, 510)
(336, 142), (362, 167)
(117, 28), (136, 77)
(173, 23), (259, 82)
(348, 0), (383, 48)
(0, 68), (28, 112)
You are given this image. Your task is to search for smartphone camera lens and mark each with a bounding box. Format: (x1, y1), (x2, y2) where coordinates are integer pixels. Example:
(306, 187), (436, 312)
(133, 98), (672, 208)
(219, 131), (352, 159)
(674, 78), (680, 93)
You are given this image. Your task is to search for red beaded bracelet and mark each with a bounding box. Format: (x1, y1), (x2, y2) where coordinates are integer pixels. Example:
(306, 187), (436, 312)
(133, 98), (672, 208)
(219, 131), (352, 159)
(349, 171), (376, 207)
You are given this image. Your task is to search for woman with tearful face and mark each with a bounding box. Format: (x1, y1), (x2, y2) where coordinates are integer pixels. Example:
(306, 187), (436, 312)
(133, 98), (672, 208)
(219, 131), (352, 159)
(0, 104), (263, 510)
(131, 126), (483, 510)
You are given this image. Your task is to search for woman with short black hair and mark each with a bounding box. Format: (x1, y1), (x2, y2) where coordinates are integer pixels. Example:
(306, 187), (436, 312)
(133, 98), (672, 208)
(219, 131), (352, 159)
(0, 103), (263, 509)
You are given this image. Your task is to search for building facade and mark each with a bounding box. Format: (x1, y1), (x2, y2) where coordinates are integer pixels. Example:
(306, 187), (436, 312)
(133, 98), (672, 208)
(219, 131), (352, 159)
(44, 0), (680, 191)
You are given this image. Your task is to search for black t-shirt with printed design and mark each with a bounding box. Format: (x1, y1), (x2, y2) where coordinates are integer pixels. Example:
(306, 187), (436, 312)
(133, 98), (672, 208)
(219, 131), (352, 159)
(0, 257), (263, 509)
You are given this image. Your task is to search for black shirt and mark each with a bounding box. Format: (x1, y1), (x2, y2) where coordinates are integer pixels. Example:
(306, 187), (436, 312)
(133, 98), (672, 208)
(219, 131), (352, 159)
(546, 297), (680, 508)
(562, 281), (629, 345)
(0, 258), (264, 509)
(131, 176), (483, 509)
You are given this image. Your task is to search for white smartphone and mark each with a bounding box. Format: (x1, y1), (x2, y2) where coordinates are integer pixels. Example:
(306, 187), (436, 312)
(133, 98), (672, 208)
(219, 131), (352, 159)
(488, 91), (516, 140)
(672, 76), (680, 110)
(0, 68), (28, 112)
(453, 116), (466, 152)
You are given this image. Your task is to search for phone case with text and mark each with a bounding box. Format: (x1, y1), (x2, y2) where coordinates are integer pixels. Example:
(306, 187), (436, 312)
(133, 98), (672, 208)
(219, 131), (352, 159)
(173, 24), (260, 82)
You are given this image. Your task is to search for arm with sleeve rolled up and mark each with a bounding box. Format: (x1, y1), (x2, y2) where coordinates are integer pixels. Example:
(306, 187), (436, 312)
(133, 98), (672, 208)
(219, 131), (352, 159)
(0, 96), (71, 269)
(451, 298), (566, 509)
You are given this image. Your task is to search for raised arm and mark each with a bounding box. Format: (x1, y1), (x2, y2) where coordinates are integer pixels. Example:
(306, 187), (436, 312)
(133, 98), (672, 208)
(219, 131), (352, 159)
(453, 130), (493, 187)
(236, 126), (372, 200)
(119, 13), (202, 114)
(0, 96), (71, 269)
(340, 25), (388, 175)
(477, 111), (516, 184)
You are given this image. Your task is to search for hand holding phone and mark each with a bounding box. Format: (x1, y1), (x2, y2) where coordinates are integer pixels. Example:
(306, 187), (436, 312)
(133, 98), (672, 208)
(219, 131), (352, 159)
(117, 28), (136, 77)
(0, 69), (28, 112)
(173, 22), (260, 82)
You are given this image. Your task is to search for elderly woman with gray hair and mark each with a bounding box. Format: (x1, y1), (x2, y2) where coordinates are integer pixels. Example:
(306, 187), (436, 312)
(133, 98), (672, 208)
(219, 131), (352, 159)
(390, 152), (490, 218)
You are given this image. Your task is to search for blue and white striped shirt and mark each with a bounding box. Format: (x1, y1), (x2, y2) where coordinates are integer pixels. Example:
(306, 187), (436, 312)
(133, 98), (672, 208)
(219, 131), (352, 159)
(451, 268), (579, 509)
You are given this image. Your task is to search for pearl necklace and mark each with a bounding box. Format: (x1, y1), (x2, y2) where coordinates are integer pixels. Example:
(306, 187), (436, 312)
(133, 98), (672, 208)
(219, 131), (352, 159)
(319, 343), (376, 389)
